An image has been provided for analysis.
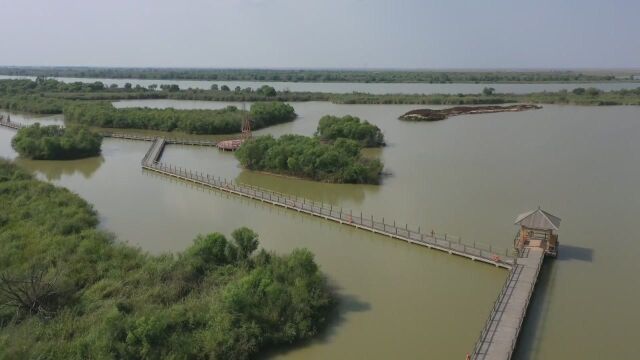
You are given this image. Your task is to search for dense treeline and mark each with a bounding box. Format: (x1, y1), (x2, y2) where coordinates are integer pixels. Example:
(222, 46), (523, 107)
(3, 79), (640, 117)
(63, 102), (296, 134)
(316, 115), (385, 147)
(0, 160), (333, 359)
(2, 66), (636, 83)
(11, 124), (102, 160)
(235, 135), (383, 184)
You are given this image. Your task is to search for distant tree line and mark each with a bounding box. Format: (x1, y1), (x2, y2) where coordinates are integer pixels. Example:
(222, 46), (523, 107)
(11, 123), (102, 160)
(3, 79), (640, 117)
(235, 134), (383, 184)
(0, 159), (333, 359)
(1, 66), (635, 83)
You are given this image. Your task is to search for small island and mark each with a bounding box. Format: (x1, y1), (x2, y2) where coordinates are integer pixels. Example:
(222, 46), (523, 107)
(64, 101), (296, 134)
(399, 104), (542, 121)
(235, 134), (383, 184)
(11, 123), (102, 160)
(316, 115), (385, 147)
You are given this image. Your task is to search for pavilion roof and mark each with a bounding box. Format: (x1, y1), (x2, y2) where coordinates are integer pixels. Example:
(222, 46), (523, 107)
(514, 207), (561, 231)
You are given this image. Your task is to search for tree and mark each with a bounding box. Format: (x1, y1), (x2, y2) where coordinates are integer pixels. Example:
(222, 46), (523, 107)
(221, 85), (230, 91)
(211, 84), (219, 91)
(232, 227), (259, 260)
(148, 84), (158, 91)
(585, 87), (601, 96)
(482, 87), (495, 96)
(572, 87), (586, 95)
(257, 85), (277, 97)
(124, 82), (132, 90)
(0, 266), (63, 317)
(315, 115), (385, 147)
(88, 81), (105, 91)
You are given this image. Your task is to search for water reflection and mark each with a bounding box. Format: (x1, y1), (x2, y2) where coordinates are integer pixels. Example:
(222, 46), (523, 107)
(0, 109), (64, 126)
(15, 155), (105, 181)
(259, 289), (371, 359)
(235, 169), (379, 205)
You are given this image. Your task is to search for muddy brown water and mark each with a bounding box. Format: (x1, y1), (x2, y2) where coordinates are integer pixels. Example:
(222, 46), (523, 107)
(1, 102), (639, 359)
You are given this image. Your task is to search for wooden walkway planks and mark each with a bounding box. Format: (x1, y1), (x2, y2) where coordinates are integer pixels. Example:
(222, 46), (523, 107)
(471, 247), (544, 360)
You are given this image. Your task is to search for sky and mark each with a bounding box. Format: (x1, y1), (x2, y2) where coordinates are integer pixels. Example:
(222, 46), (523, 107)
(1, 0), (639, 69)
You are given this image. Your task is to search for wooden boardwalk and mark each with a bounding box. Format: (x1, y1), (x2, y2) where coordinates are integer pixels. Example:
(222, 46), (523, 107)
(101, 132), (218, 147)
(0, 118), (24, 130)
(470, 247), (544, 359)
(141, 137), (514, 268)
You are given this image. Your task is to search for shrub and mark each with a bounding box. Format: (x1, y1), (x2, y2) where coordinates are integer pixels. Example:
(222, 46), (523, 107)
(11, 123), (102, 160)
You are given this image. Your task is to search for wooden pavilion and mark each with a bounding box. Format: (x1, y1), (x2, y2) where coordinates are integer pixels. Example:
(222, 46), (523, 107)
(514, 207), (561, 257)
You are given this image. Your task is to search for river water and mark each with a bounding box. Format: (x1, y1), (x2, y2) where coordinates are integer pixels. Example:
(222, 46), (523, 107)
(1, 102), (639, 359)
(2, 74), (640, 94)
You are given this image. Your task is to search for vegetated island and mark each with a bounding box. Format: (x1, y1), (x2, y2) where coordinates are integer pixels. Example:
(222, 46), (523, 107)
(236, 135), (383, 184)
(315, 115), (385, 147)
(12, 123), (102, 159)
(64, 101), (296, 134)
(399, 104), (542, 121)
(0, 159), (333, 359)
(2, 66), (638, 83)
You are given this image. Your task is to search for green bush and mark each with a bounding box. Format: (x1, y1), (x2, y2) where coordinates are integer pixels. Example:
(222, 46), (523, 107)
(316, 115), (385, 147)
(235, 134), (383, 184)
(0, 160), (333, 359)
(11, 123), (102, 160)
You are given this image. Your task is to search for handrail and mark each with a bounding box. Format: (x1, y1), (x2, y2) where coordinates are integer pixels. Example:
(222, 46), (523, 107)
(142, 159), (515, 264)
(470, 265), (517, 357)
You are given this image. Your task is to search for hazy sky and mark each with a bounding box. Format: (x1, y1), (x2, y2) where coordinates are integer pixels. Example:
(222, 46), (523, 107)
(2, 0), (638, 69)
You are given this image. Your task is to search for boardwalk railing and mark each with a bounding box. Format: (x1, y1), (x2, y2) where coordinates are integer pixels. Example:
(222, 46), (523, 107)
(142, 158), (514, 268)
(471, 248), (544, 359)
(102, 132), (217, 147)
(470, 266), (518, 358)
(0, 118), (24, 130)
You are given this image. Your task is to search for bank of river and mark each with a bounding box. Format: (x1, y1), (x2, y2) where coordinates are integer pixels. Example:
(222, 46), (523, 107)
(1, 102), (639, 359)
(2, 74), (640, 95)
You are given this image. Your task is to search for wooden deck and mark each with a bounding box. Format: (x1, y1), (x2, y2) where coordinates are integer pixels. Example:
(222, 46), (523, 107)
(470, 247), (545, 359)
(215, 138), (243, 151)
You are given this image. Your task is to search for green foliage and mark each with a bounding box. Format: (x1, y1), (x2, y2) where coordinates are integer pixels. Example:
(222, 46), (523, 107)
(316, 115), (385, 147)
(231, 227), (259, 261)
(11, 123), (102, 160)
(63, 101), (296, 134)
(235, 134), (383, 184)
(249, 101), (296, 128)
(256, 85), (277, 97)
(0, 160), (333, 359)
(572, 87), (586, 95)
(3, 79), (640, 115)
(482, 87), (495, 96)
